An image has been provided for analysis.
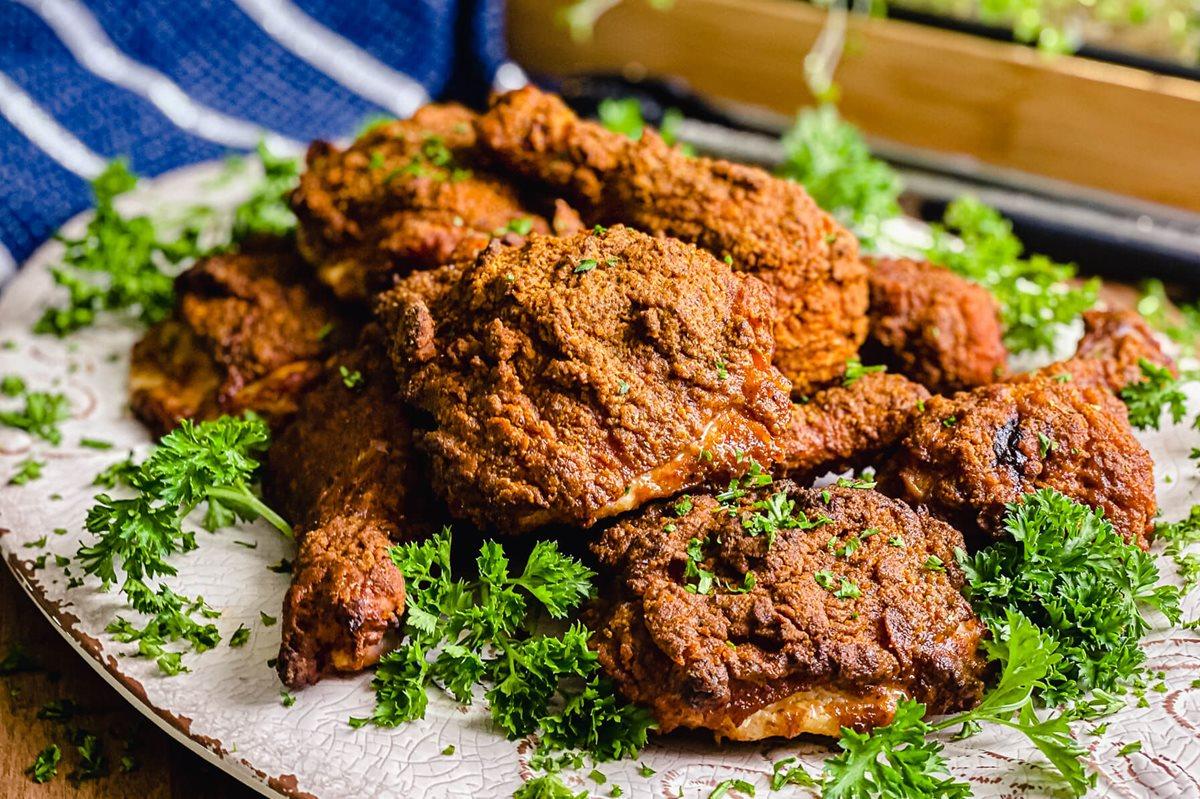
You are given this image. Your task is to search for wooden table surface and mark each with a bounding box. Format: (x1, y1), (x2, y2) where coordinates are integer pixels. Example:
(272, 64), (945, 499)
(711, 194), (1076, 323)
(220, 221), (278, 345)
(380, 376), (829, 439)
(0, 565), (259, 798)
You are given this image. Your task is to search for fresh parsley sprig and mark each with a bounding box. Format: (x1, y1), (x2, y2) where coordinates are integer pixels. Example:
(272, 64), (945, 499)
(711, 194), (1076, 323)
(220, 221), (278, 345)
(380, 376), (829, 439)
(823, 613), (1091, 799)
(960, 489), (1180, 706)
(925, 197), (1098, 354)
(777, 105), (902, 249)
(1119, 359), (1189, 430)
(75, 414), (289, 674)
(353, 530), (654, 762)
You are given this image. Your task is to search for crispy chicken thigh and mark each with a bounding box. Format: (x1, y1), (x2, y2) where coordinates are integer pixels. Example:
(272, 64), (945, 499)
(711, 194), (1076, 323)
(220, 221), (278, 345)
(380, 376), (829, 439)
(129, 240), (352, 435)
(1023, 309), (1178, 393)
(475, 87), (868, 394)
(375, 225), (793, 533)
(587, 485), (986, 740)
(291, 103), (555, 302)
(865, 257), (1007, 393)
(263, 327), (439, 688)
(878, 377), (1156, 548)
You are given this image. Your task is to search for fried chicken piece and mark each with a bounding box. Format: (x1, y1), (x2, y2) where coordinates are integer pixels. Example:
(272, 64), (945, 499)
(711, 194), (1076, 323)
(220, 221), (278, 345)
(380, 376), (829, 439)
(291, 103), (553, 301)
(1023, 308), (1177, 393)
(129, 240), (353, 435)
(587, 485), (986, 740)
(475, 86), (868, 394)
(375, 225), (793, 533)
(878, 377), (1156, 548)
(263, 327), (439, 688)
(782, 371), (930, 480)
(865, 257), (1007, 393)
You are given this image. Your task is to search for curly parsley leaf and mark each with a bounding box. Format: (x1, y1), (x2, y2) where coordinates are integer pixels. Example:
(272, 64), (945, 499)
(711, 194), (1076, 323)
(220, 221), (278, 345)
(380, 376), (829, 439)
(777, 105), (902, 249)
(137, 414), (289, 536)
(1119, 359), (1188, 430)
(76, 414), (288, 675)
(960, 489), (1180, 706)
(823, 700), (969, 799)
(365, 530), (651, 761)
(925, 197), (1097, 354)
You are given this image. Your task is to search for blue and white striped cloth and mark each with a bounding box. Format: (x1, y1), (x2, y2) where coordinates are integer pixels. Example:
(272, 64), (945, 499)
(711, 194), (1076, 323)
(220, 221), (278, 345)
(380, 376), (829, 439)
(0, 0), (526, 283)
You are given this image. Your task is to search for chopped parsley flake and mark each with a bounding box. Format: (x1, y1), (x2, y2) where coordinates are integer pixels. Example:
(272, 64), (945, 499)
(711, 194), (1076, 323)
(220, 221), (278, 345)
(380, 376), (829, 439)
(340, 365), (365, 389)
(842, 359), (885, 387)
(229, 624), (251, 648)
(27, 744), (61, 783)
(8, 457), (44, 486)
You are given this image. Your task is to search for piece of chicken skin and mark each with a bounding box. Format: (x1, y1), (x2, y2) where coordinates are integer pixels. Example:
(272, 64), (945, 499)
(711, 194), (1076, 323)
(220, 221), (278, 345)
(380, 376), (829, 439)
(587, 485), (986, 741)
(474, 86), (868, 394)
(1022, 308), (1178, 393)
(263, 327), (438, 689)
(290, 103), (554, 302)
(781, 371), (931, 481)
(865, 257), (1007, 393)
(129, 239), (354, 435)
(375, 224), (793, 534)
(877, 376), (1156, 549)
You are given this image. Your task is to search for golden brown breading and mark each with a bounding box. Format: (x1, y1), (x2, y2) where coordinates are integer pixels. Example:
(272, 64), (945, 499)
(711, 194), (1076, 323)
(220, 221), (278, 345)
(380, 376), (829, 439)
(1023, 308), (1177, 393)
(782, 372), (930, 480)
(290, 103), (552, 301)
(129, 240), (352, 435)
(264, 327), (439, 688)
(865, 257), (1007, 393)
(375, 225), (793, 533)
(878, 377), (1156, 548)
(587, 486), (986, 740)
(474, 86), (868, 394)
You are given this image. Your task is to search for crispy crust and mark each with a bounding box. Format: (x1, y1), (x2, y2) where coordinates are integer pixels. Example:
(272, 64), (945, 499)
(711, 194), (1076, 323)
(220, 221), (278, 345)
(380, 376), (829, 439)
(782, 372), (930, 480)
(375, 225), (793, 533)
(475, 86), (869, 394)
(588, 486), (987, 740)
(865, 257), (1007, 393)
(878, 377), (1156, 548)
(290, 103), (551, 301)
(129, 240), (351, 434)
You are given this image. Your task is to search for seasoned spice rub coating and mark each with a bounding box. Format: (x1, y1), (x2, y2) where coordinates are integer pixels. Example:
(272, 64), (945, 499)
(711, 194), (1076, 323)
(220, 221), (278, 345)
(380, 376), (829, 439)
(587, 486), (986, 740)
(291, 103), (553, 301)
(375, 225), (793, 533)
(130, 240), (352, 435)
(264, 327), (437, 688)
(782, 372), (930, 480)
(866, 257), (1007, 393)
(878, 377), (1156, 549)
(475, 86), (868, 393)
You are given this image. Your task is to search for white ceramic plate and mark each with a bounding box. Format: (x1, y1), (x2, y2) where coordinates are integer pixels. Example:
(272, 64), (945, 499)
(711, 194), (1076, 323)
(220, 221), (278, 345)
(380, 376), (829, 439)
(1, 163), (1199, 799)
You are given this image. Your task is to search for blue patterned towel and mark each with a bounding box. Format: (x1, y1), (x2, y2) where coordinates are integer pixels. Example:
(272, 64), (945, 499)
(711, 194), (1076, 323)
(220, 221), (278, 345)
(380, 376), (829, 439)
(0, 0), (524, 282)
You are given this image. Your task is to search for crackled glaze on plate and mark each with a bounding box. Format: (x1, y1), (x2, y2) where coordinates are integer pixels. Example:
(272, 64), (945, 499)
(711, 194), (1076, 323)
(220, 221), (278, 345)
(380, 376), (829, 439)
(0, 163), (1198, 799)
